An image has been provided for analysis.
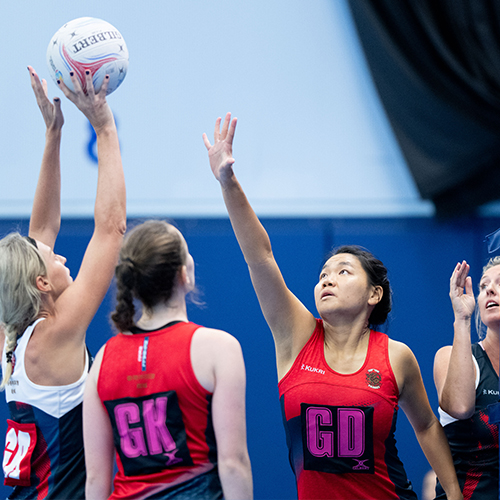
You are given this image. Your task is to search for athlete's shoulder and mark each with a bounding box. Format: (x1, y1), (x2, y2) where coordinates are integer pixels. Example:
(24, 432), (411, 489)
(387, 337), (413, 356)
(193, 326), (242, 349)
(388, 338), (420, 378)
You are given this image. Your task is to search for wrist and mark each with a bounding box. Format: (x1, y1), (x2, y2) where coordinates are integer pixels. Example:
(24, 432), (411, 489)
(219, 169), (237, 190)
(454, 313), (472, 322)
(94, 122), (117, 137)
(45, 128), (62, 140)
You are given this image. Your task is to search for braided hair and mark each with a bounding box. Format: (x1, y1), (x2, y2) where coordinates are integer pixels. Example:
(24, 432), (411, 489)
(111, 220), (187, 332)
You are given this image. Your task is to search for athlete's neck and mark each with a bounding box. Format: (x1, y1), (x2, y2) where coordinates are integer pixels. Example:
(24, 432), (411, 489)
(482, 330), (500, 376)
(136, 296), (188, 332)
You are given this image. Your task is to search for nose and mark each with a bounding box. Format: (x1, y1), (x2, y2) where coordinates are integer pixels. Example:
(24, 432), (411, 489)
(322, 276), (334, 287)
(483, 280), (498, 296)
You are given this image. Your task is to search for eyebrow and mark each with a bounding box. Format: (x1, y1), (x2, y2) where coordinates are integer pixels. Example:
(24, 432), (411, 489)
(321, 261), (355, 271)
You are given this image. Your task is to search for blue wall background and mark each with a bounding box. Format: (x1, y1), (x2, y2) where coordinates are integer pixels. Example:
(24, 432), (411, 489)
(0, 215), (496, 499)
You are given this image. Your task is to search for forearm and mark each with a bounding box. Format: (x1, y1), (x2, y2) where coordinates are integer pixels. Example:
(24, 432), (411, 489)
(440, 317), (476, 416)
(220, 174), (273, 266)
(416, 419), (462, 500)
(86, 472), (113, 500)
(93, 124), (127, 234)
(218, 454), (253, 500)
(29, 128), (62, 244)
(83, 359), (114, 500)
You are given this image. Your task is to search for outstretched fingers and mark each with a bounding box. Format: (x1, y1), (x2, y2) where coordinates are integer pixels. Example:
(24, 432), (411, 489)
(52, 96), (62, 115)
(220, 112), (231, 140)
(464, 275), (473, 297)
(213, 116), (222, 143)
(28, 66), (64, 130)
(28, 67), (46, 101)
(226, 116), (237, 145)
(202, 132), (212, 151)
(450, 260), (475, 318)
(99, 74), (111, 96)
(204, 113), (239, 184)
(56, 71), (78, 101)
(455, 260), (470, 289)
(210, 113), (237, 145)
(84, 70), (96, 98)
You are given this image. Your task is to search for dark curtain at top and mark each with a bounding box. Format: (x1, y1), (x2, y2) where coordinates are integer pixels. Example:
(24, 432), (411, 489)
(347, 0), (500, 217)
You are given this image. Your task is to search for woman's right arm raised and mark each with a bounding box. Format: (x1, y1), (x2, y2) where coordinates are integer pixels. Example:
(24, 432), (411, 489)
(54, 72), (126, 338)
(203, 114), (315, 365)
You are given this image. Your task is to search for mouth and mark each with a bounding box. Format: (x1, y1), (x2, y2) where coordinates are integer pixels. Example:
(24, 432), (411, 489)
(486, 300), (499, 309)
(321, 291), (335, 299)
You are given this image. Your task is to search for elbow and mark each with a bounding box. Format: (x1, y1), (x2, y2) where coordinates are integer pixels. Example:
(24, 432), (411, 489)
(115, 216), (127, 237)
(440, 400), (475, 420)
(96, 211), (127, 239)
(448, 406), (475, 420)
(218, 453), (253, 496)
(218, 452), (251, 475)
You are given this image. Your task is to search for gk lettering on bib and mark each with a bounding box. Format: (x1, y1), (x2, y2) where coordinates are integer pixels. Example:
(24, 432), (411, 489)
(104, 390), (193, 476)
(3, 419), (37, 486)
(301, 403), (374, 474)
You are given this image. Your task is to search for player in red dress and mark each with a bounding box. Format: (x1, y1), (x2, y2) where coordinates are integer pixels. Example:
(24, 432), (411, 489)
(203, 113), (463, 500)
(83, 220), (253, 499)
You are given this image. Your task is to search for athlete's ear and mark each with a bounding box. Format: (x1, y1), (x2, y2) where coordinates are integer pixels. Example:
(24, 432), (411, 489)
(178, 265), (190, 286)
(368, 285), (383, 306)
(36, 275), (51, 293)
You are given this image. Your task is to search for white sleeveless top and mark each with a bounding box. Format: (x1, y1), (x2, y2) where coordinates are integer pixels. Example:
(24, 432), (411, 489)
(2, 318), (89, 418)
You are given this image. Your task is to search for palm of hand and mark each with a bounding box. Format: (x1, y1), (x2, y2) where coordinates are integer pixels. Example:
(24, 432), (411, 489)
(208, 141), (233, 181)
(451, 289), (475, 318)
(77, 97), (113, 132)
(57, 72), (114, 132)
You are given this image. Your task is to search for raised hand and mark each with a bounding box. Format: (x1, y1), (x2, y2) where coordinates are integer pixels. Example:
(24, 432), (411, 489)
(57, 70), (114, 133)
(449, 261), (475, 320)
(28, 66), (64, 132)
(203, 112), (237, 186)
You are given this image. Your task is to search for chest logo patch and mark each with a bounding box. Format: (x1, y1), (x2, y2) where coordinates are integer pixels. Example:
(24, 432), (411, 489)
(366, 368), (382, 389)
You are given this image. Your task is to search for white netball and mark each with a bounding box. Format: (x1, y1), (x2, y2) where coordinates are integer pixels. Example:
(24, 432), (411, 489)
(46, 17), (128, 95)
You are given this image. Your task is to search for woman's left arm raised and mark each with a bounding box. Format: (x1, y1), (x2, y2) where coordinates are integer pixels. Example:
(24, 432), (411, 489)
(27, 66), (64, 248)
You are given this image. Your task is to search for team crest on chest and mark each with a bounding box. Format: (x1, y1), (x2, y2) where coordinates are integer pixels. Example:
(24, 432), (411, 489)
(366, 368), (381, 389)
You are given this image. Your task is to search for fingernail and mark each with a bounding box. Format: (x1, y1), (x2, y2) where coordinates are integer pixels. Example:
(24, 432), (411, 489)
(105, 75), (109, 79)
(54, 98), (60, 102)
(69, 71), (74, 77)
(57, 80), (61, 85)
(85, 70), (90, 75)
